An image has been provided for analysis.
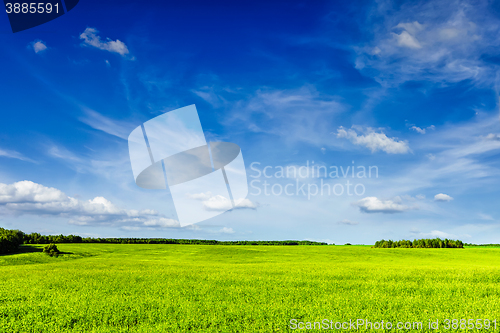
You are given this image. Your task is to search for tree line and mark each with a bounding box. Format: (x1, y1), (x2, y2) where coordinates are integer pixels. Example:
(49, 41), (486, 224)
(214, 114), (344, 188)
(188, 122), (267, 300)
(0, 228), (328, 254)
(373, 238), (464, 248)
(23, 233), (328, 245)
(0, 228), (25, 254)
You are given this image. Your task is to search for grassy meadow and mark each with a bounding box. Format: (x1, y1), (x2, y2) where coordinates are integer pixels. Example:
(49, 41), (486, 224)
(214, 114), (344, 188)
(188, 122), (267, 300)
(1, 244), (500, 332)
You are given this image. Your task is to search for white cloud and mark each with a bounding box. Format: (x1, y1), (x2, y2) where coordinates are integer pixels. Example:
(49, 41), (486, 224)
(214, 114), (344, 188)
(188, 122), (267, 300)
(434, 193), (454, 202)
(79, 27), (130, 56)
(392, 30), (422, 49)
(234, 198), (259, 209)
(0, 148), (36, 163)
(420, 230), (459, 239)
(143, 218), (179, 228)
(410, 125), (435, 134)
(337, 126), (410, 154)
(190, 192), (258, 211)
(338, 219), (359, 225)
(410, 126), (426, 134)
(0, 181), (179, 228)
(354, 196), (415, 213)
(30, 40), (47, 53)
(220, 227), (235, 234)
(199, 195), (233, 211)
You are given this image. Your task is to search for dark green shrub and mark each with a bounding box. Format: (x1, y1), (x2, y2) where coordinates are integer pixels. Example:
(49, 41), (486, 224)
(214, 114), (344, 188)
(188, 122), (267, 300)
(43, 243), (60, 257)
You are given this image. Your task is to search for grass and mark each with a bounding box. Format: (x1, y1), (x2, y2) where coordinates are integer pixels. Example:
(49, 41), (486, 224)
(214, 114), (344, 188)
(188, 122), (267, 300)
(1, 244), (500, 332)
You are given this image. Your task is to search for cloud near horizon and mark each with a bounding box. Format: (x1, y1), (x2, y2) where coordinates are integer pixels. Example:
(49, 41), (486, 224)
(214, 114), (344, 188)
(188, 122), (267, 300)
(0, 181), (179, 228)
(353, 196), (416, 213)
(338, 219), (359, 225)
(189, 192), (258, 211)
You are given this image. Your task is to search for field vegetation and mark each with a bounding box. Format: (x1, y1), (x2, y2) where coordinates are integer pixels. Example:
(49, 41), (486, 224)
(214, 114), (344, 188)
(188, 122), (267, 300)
(1, 244), (500, 332)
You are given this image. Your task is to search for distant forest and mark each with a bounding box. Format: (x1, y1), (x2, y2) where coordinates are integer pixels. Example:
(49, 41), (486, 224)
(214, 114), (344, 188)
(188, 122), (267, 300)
(1, 228), (328, 254)
(373, 238), (464, 248)
(1, 228), (482, 255)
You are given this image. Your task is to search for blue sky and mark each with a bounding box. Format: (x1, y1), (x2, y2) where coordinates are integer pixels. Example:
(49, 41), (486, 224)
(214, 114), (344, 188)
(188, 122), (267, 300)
(1, 0), (500, 244)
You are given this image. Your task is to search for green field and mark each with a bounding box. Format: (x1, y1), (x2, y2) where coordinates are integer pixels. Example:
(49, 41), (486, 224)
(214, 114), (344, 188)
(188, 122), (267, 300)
(1, 244), (500, 332)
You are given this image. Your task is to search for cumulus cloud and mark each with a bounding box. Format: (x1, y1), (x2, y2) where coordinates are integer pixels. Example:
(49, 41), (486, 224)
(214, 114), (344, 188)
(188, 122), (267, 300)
(79, 27), (130, 56)
(353, 196), (415, 213)
(434, 193), (454, 201)
(338, 219), (359, 225)
(337, 126), (410, 154)
(189, 192), (258, 211)
(30, 40), (47, 53)
(0, 181), (179, 228)
(79, 108), (133, 140)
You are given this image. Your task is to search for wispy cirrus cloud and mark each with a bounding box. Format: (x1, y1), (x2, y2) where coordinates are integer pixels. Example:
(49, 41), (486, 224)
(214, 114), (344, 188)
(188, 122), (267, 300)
(355, 0), (500, 87)
(338, 219), (359, 225)
(0, 147), (36, 163)
(79, 108), (135, 140)
(201, 85), (345, 147)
